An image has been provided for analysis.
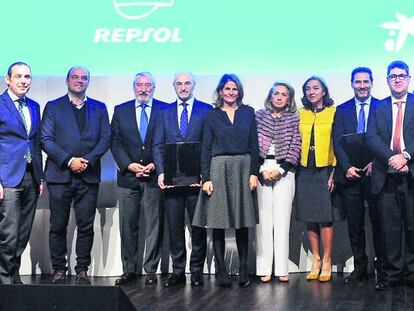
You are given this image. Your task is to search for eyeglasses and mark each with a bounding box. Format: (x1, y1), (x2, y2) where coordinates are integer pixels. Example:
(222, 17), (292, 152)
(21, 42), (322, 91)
(388, 74), (410, 81)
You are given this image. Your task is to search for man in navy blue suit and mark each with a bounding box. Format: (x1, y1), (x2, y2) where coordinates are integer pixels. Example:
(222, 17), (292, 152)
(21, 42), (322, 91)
(41, 66), (110, 285)
(333, 67), (383, 285)
(111, 72), (167, 286)
(367, 60), (414, 290)
(0, 62), (43, 284)
(153, 72), (212, 287)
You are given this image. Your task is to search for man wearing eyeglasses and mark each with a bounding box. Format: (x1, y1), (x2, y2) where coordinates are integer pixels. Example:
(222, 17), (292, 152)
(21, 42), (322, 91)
(367, 60), (414, 290)
(111, 71), (167, 286)
(153, 72), (211, 287)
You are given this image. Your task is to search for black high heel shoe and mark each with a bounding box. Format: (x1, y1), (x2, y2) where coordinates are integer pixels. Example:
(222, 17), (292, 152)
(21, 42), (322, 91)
(238, 266), (251, 288)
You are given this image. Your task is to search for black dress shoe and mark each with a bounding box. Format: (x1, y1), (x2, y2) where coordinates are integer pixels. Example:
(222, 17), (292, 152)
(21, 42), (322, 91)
(163, 274), (186, 288)
(190, 271), (204, 287)
(145, 273), (158, 285)
(115, 273), (137, 286)
(239, 280), (251, 288)
(216, 270), (232, 288)
(75, 270), (91, 285)
(344, 270), (368, 284)
(52, 270), (66, 284)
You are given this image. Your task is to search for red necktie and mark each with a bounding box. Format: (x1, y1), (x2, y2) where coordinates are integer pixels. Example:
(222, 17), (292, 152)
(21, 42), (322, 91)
(392, 101), (403, 154)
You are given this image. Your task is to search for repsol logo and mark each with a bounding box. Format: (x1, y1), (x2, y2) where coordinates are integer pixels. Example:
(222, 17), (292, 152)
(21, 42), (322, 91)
(94, 27), (182, 43)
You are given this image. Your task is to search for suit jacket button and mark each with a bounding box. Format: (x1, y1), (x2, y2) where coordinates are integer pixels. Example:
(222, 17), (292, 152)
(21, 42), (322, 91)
(140, 159), (143, 163)
(142, 146), (145, 150)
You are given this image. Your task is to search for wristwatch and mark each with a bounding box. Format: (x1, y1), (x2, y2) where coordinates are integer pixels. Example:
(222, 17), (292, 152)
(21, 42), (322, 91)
(403, 151), (411, 161)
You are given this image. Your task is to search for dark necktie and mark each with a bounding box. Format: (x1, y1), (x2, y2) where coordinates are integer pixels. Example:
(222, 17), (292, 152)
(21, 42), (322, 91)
(357, 103), (366, 133)
(16, 98), (32, 163)
(393, 101), (403, 154)
(180, 102), (189, 137)
(139, 103), (148, 142)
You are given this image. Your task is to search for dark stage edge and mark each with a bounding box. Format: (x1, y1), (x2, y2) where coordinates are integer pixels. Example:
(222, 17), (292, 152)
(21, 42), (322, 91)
(2, 273), (414, 311)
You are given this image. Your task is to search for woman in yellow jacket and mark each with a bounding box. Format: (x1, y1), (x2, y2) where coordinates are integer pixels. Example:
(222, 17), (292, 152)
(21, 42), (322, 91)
(296, 76), (344, 282)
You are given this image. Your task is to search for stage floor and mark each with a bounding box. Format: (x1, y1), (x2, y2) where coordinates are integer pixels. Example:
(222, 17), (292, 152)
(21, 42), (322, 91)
(17, 273), (414, 311)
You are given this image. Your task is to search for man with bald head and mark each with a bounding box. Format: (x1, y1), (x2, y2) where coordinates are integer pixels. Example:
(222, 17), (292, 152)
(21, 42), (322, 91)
(153, 72), (211, 287)
(41, 66), (110, 285)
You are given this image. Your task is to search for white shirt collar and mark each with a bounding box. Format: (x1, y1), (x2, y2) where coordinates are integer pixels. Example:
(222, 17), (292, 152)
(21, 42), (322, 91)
(7, 89), (25, 103)
(135, 97), (153, 108)
(68, 94), (87, 109)
(391, 94), (407, 104)
(355, 96), (371, 106)
(178, 96), (194, 106)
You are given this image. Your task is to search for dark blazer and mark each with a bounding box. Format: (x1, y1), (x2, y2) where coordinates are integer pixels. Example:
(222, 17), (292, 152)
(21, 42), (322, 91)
(333, 97), (380, 183)
(366, 93), (414, 194)
(152, 98), (212, 176)
(0, 90), (42, 186)
(111, 98), (168, 188)
(41, 95), (111, 184)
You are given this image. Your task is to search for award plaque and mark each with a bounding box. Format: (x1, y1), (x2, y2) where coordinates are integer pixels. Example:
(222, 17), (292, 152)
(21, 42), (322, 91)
(164, 142), (201, 186)
(340, 133), (373, 169)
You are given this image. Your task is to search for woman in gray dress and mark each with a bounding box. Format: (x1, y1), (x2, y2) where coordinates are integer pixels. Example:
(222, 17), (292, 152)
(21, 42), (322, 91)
(193, 74), (260, 288)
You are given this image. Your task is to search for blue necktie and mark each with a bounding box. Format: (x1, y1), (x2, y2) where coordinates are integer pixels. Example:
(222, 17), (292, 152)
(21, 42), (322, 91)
(139, 103), (148, 142)
(357, 103), (366, 133)
(180, 102), (188, 137)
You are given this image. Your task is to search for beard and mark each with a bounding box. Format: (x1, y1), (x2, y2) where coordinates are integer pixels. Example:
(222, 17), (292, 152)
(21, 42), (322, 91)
(136, 94), (152, 104)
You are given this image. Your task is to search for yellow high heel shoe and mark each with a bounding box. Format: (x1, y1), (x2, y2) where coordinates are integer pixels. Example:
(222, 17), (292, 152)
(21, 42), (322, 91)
(319, 258), (332, 282)
(306, 257), (321, 280)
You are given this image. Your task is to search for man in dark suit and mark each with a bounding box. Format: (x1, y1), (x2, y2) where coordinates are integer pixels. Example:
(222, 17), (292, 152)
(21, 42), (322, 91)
(111, 71), (167, 286)
(0, 62), (43, 284)
(153, 72), (211, 287)
(367, 60), (414, 290)
(333, 67), (383, 285)
(41, 66), (110, 285)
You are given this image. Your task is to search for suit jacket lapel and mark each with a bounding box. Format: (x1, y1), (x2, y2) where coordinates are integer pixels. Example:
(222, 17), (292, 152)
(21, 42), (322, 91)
(28, 99), (38, 136)
(146, 102), (159, 142)
(127, 101), (142, 144)
(346, 100), (358, 132)
(170, 102), (181, 138)
(187, 100), (200, 138)
(384, 97), (393, 137)
(63, 96), (82, 137)
(403, 93), (414, 134)
(2, 92), (26, 130)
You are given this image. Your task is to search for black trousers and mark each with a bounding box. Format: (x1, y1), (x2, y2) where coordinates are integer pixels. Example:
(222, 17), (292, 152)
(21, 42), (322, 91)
(164, 187), (206, 274)
(48, 178), (98, 274)
(0, 171), (39, 284)
(118, 183), (164, 274)
(339, 176), (383, 272)
(377, 174), (414, 283)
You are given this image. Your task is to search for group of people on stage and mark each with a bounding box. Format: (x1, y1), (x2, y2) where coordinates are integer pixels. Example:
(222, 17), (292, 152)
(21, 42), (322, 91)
(0, 60), (413, 292)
